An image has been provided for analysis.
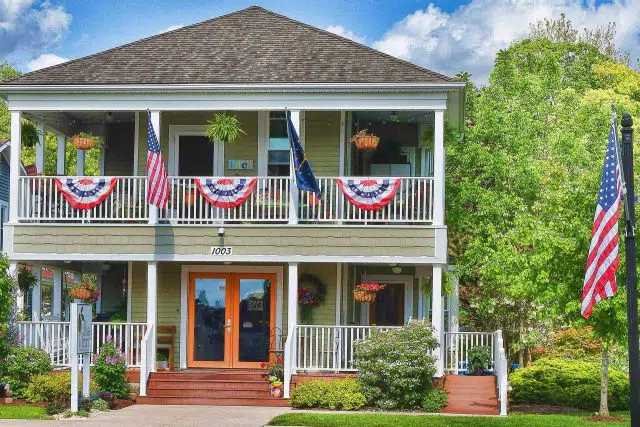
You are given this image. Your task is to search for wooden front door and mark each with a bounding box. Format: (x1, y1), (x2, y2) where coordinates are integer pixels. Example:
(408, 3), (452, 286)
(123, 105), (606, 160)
(187, 272), (276, 368)
(369, 283), (405, 326)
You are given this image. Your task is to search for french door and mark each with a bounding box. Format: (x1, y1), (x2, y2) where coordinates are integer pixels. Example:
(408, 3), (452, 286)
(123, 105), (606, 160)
(187, 272), (275, 368)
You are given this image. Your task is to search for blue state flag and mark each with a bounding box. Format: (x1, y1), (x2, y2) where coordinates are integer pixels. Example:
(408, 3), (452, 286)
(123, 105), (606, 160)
(286, 111), (322, 200)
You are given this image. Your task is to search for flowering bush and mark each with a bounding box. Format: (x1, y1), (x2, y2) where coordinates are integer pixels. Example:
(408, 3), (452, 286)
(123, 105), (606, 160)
(355, 282), (386, 293)
(70, 280), (100, 303)
(1, 346), (52, 398)
(354, 321), (438, 409)
(93, 338), (129, 398)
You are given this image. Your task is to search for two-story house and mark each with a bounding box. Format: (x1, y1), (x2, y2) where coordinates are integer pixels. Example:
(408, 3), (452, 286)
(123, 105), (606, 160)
(0, 7), (506, 412)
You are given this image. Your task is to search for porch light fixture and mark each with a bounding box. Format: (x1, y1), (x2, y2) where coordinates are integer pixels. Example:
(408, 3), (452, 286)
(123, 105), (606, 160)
(391, 264), (402, 274)
(389, 111), (400, 122)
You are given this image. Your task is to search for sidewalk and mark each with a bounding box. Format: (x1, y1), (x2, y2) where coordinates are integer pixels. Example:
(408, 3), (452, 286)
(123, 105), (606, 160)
(0, 405), (291, 427)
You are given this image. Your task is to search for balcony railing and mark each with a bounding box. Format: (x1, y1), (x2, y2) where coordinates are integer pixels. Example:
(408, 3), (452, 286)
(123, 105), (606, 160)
(17, 176), (435, 225)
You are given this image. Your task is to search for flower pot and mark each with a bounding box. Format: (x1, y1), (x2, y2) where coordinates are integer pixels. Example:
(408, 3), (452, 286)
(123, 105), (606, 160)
(70, 287), (92, 301)
(72, 136), (96, 151)
(353, 289), (376, 303)
(353, 135), (379, 151)
(271, 386), (283, 398)
(156, 360), (169, 370)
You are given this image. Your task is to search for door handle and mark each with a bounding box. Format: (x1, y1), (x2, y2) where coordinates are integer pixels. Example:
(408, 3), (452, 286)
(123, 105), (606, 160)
(225, 319), (232, 331)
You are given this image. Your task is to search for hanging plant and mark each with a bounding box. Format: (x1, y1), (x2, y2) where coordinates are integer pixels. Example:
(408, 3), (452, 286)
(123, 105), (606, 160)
(206, 113), (246, 144)
(71, 132), (103, 151)
(17, 266), (37, 294)
(70, 280), (100, 303)
(297, 273), (327, 324)
(353, 281), (385, 303)
(349, 129), (380, 151)
(21, 121), (39, 148)
(420, 272), (454, 297)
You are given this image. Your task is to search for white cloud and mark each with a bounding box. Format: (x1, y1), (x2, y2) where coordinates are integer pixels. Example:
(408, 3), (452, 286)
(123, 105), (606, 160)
(26, 53), (68, 71)
(0, 0), (71, 57)
(161, 23), (184, 33)
(326, 25), (366, 44)
(373, 0), (640, 84)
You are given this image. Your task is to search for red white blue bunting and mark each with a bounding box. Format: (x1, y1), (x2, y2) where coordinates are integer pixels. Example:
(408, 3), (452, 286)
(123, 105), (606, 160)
(55, 177), (118, 210)
(336, 178), (401, 211)
(195, 177), (258, 208)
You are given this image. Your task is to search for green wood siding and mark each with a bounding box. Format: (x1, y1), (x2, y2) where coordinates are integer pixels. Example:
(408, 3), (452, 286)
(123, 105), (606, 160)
(304, 111), (340, 176)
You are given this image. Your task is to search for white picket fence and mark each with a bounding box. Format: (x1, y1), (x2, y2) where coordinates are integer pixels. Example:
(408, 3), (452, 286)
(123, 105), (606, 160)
(295, 325), (401, 372)
(16, 321), (148, 367)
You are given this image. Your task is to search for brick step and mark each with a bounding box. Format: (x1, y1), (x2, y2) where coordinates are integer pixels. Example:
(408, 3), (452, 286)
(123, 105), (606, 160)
(148, 379), (270, 391)
(147, 388), (270, 398)
(137, 396), (290, 407)
(441, 375), (499, 416)
(149, 372), (265, 382)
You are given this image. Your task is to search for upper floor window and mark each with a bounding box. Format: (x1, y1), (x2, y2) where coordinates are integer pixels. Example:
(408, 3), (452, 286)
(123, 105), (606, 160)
(268, 112), (290, 176)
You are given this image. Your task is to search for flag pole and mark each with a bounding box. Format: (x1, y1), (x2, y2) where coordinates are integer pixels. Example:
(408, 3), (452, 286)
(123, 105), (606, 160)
(620, 111), (640, 427)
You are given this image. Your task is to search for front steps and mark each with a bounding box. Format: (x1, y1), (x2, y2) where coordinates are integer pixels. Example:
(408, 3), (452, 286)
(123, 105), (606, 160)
(136, 369), (290, 407)
(441, 375), (499, 415)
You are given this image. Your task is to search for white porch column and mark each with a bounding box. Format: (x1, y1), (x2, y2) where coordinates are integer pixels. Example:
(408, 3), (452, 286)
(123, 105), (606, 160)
(52, 268), (62, 320)
(56, 135), (66, 175)
(9, 112), (21, 223)
(433, 110), (445, 225)
(35, 122), (45, 173)
(284, 262), (298, 398)
(32, 266), (41, 321)
(148, 111), (161, 225)
(147, 261), (158, 371)
(335, 263), (342, 325)
(432, 265), (444, 377)
(76, 150), (85, 176)
(288, 111), (301, 225)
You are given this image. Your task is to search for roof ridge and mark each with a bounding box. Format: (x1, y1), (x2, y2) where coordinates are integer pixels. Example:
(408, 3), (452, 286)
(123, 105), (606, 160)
(4, 6), (260, 84)
(250, 7), (455, 82)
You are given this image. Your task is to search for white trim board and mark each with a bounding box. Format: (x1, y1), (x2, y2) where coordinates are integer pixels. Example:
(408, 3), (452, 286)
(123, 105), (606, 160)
(179, 264), (284, 370)
(360, 274), (414, 326)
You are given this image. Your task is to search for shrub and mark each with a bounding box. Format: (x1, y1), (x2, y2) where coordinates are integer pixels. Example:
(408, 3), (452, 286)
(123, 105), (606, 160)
(291, 379), (367, 411)
(354, 321), (438, 409)
(93, 339), (129, 398)
(0, 346), (52, 398)
(468, 346), (492, 374)
(547, 327), (601, 361)
(510, 358), (629, 410)
(45, 402), (66, 415)
(25, 371), (97, 405)
(422, 388), (448, 412)
(91, 398), (110, 411)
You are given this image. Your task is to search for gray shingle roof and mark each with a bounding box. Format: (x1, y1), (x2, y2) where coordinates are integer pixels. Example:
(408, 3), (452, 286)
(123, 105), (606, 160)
(5, 6), (454, 86)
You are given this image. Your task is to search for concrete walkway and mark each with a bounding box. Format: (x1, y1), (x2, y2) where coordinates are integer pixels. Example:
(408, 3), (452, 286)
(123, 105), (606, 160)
(0, 405), (291, 427)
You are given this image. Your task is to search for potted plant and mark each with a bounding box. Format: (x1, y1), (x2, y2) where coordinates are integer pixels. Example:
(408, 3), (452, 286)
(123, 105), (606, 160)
(156, 351), (169, 370)
(349, 129), (380, 151)
(71, 132), (103, 151)
(205, 113), (246, 144)
(17, 266), (37, 295)
(468, 346), (492, 375)
(353, 281), (386, 302)
(70, 280), (100, 302)
(21, 121), (39, 148)
(270, 380), (283, 398)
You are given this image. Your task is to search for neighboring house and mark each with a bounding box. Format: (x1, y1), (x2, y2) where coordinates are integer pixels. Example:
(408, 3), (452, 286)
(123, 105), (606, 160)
(0, 7), (506, 409)
(0, 139), (23, 252)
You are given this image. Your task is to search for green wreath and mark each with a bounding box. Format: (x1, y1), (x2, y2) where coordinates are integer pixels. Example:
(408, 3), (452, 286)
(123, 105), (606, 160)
(297, 273), (327, 324)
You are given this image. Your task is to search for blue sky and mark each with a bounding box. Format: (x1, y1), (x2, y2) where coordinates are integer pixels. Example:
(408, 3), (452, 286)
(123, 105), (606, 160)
(1, 0), (638, 83)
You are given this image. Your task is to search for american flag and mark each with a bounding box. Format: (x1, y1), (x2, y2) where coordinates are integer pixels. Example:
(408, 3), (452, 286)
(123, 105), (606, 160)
(581, 124), (622, 318)
(146, 112), (168, 208)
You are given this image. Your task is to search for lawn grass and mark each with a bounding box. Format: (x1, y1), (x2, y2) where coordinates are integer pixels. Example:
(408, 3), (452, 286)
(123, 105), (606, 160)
(0, 405), (51, 420)
(268, 412), (630, 426)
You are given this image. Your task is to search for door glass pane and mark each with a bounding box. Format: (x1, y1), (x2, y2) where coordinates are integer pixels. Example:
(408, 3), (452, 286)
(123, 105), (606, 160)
(193, 278), (227, 362)
(179, 136), (214, 176)
(238, 278), (271, 362)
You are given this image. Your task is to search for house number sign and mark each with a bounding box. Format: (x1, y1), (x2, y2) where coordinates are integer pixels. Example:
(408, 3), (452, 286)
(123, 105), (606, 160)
(210, 246), (233, 255)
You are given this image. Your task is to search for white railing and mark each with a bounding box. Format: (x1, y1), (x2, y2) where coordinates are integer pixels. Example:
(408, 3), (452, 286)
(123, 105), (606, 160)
(295, 325), (401, 372)
(160, 176), (290, 224)
(494, 330), (508, 416)
(299, 177), (434, 224)
(18, 176), (148, 223)
(443, 331), (496, 374)
(139, 324), (154, 397)
(16, 321), (70, 366)
(16, 321), (148, 368)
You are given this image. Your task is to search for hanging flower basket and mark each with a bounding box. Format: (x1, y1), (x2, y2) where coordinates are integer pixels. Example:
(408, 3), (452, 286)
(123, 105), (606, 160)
(70, 280), (100, 302)
(71, 132), (103, 151)
(350, 129), (380, 151)
(353, 289), (376, 303)
(353, 281), (386, 303)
